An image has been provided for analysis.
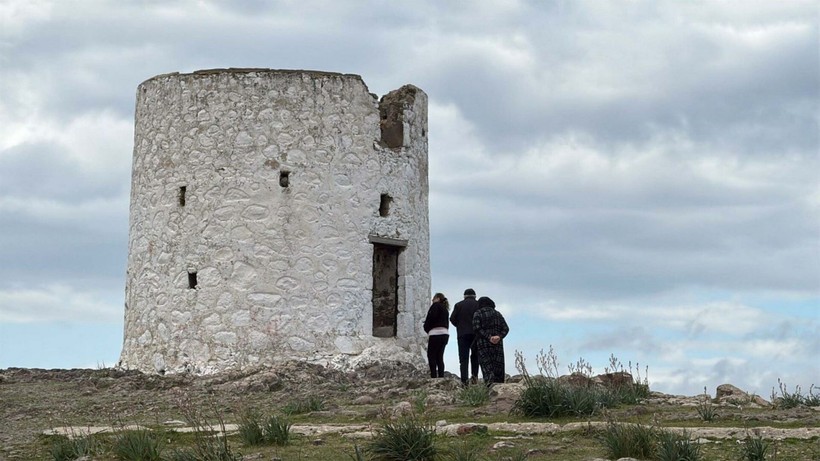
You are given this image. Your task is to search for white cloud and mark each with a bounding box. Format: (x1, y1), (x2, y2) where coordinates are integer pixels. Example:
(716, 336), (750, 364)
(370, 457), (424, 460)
(0, 0), (52, 37)
(55, 110), (133, 176)
(0, 284), (121, 323)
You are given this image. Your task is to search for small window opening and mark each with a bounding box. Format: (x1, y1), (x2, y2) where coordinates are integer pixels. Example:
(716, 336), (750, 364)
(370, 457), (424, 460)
(178, 186), (187, 207)
(188, 271), (198, 289)
(279, 171), (290, 188)
(379, 194), (392, 217)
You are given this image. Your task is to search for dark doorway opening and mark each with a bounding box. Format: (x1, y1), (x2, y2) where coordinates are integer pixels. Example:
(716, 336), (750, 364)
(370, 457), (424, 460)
(372, 242), (401, 337)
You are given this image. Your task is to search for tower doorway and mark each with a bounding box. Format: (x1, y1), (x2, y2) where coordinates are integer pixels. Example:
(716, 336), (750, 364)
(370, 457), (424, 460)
(371, 241), (403, 337)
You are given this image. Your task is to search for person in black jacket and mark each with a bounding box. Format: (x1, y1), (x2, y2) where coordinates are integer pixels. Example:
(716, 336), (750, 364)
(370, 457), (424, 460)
(423, 293), (450, 378)
(450, 288), (480, 385)
(472, 296), (509, 385)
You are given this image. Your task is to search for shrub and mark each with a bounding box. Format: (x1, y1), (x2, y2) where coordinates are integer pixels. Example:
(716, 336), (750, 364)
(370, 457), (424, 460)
(368, 416), (437, 461)
(49, 433), (101, 461)
(740, 435), (769, 461)
(600, 423), (657, 460)
(512, 377), (565, 417)
(113, 428), (163, 461)
(656, 429), (701, 461)
(457, 384), (490, 407)
(772, 379), (804, 409)
(512, 348), (651, 418)
(771, 379), (819, 409)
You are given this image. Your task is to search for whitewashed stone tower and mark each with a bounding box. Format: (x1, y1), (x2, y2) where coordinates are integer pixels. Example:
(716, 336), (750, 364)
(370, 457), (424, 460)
(119, 69), (429, 374)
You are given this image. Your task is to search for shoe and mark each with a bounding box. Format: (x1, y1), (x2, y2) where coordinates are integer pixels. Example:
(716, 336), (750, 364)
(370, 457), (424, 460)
(470, 376), (478, 385)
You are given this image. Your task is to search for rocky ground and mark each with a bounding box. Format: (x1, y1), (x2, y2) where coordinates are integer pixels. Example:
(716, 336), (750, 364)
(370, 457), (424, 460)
(1, 362), (818, 460)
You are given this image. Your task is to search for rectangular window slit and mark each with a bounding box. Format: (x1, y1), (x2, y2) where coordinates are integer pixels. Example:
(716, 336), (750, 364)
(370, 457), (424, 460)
(279, 171), (290, 188)
(379, 194), (392, 217)
(179, 186), (187, 207)
(188, 271), (197, 289)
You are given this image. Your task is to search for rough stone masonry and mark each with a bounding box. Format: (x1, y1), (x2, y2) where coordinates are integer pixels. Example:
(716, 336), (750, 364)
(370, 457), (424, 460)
(119, 69), (430, 374)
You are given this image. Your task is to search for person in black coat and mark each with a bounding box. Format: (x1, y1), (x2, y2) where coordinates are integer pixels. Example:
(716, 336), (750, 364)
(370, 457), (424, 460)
(472, 296), (509, 385)
(450, 288), (480, 385)
(423, 293), (450, 378)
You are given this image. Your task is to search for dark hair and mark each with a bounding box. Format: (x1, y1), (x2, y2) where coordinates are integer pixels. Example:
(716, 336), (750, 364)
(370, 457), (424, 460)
(433, 292), (449, 310)
(477, 296), (495, 309)
(463, 288), (476, 297)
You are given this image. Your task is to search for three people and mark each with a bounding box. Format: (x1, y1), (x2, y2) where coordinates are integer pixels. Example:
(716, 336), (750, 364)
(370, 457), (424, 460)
(422, 292), (450, 378)
(449, 288), (480, 385)
(422, 290), (510, 385)
(472, 296), (509, 385)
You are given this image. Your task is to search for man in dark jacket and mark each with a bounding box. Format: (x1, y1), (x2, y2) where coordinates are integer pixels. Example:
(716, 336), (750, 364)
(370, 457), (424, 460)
(450, 288), (480, 385)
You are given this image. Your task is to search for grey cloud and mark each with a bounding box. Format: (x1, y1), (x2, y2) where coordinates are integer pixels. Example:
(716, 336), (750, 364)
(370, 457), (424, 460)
(578, 326), (664, 355)
(0, 142), (128, 201)
(0, 210), (127, 290)
(406, 2), (819, 156)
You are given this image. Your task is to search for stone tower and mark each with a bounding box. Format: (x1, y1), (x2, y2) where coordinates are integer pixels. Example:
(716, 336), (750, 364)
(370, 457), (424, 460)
(119, 69), (429, 374)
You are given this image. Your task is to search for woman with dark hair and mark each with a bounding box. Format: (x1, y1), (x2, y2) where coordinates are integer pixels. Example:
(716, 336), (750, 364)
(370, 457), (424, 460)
(472, 296), (509, 385)
(423, 293), (450, 378)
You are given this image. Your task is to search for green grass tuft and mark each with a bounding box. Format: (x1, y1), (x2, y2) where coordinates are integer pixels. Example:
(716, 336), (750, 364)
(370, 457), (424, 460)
(600, 423), (657, 459)
(113, 428), (164, 461)
(457, 384), (490, 407)
(368, 416), (437, 461)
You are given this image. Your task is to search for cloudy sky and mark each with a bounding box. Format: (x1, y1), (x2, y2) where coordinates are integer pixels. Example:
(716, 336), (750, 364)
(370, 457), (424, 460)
(1, 0), (817, 396)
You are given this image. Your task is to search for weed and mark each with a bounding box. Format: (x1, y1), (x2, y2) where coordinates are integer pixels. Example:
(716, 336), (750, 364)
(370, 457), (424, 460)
(444, 440), (483, 461)
(412, 389), (429, 414)
(262, 414), (291, 446)
(283, 395), (327, 415)
(600, 423), (657, 459)
(457, 384), (490, 407)
(173, 394), (242, 461)
(238, 410), (266, 446)
(805, 384), (820, 407)
(113, 428), (163, 461)
(238, 409), (291, 446)
(513, 348), (652, 418)
(656, 429), (701, 461)
(740, 434), (769, 461)
(348, 444), (367, 461)
(772, 379), (805, 409)
(367, 416), (437, 461)
(696, 387), (719, 422)
(568, 356), (594, 377)
(49, 433), (102, 461)
(770, 379), (819, 409)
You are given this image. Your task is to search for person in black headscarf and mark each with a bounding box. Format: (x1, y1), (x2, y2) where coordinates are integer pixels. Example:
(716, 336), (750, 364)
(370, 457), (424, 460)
(472, 296), (509, 385)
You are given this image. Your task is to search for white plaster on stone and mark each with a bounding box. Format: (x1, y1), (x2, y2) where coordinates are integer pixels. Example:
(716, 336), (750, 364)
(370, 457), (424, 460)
(120, 69), (429, 374)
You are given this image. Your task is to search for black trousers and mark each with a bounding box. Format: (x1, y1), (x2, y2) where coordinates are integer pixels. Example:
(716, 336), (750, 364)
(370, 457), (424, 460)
(427, 334), (449, 378)
(457, 334), (479, 383)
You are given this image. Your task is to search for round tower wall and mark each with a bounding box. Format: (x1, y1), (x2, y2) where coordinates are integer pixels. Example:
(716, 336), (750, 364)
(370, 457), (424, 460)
(119, 70), (429, 374)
